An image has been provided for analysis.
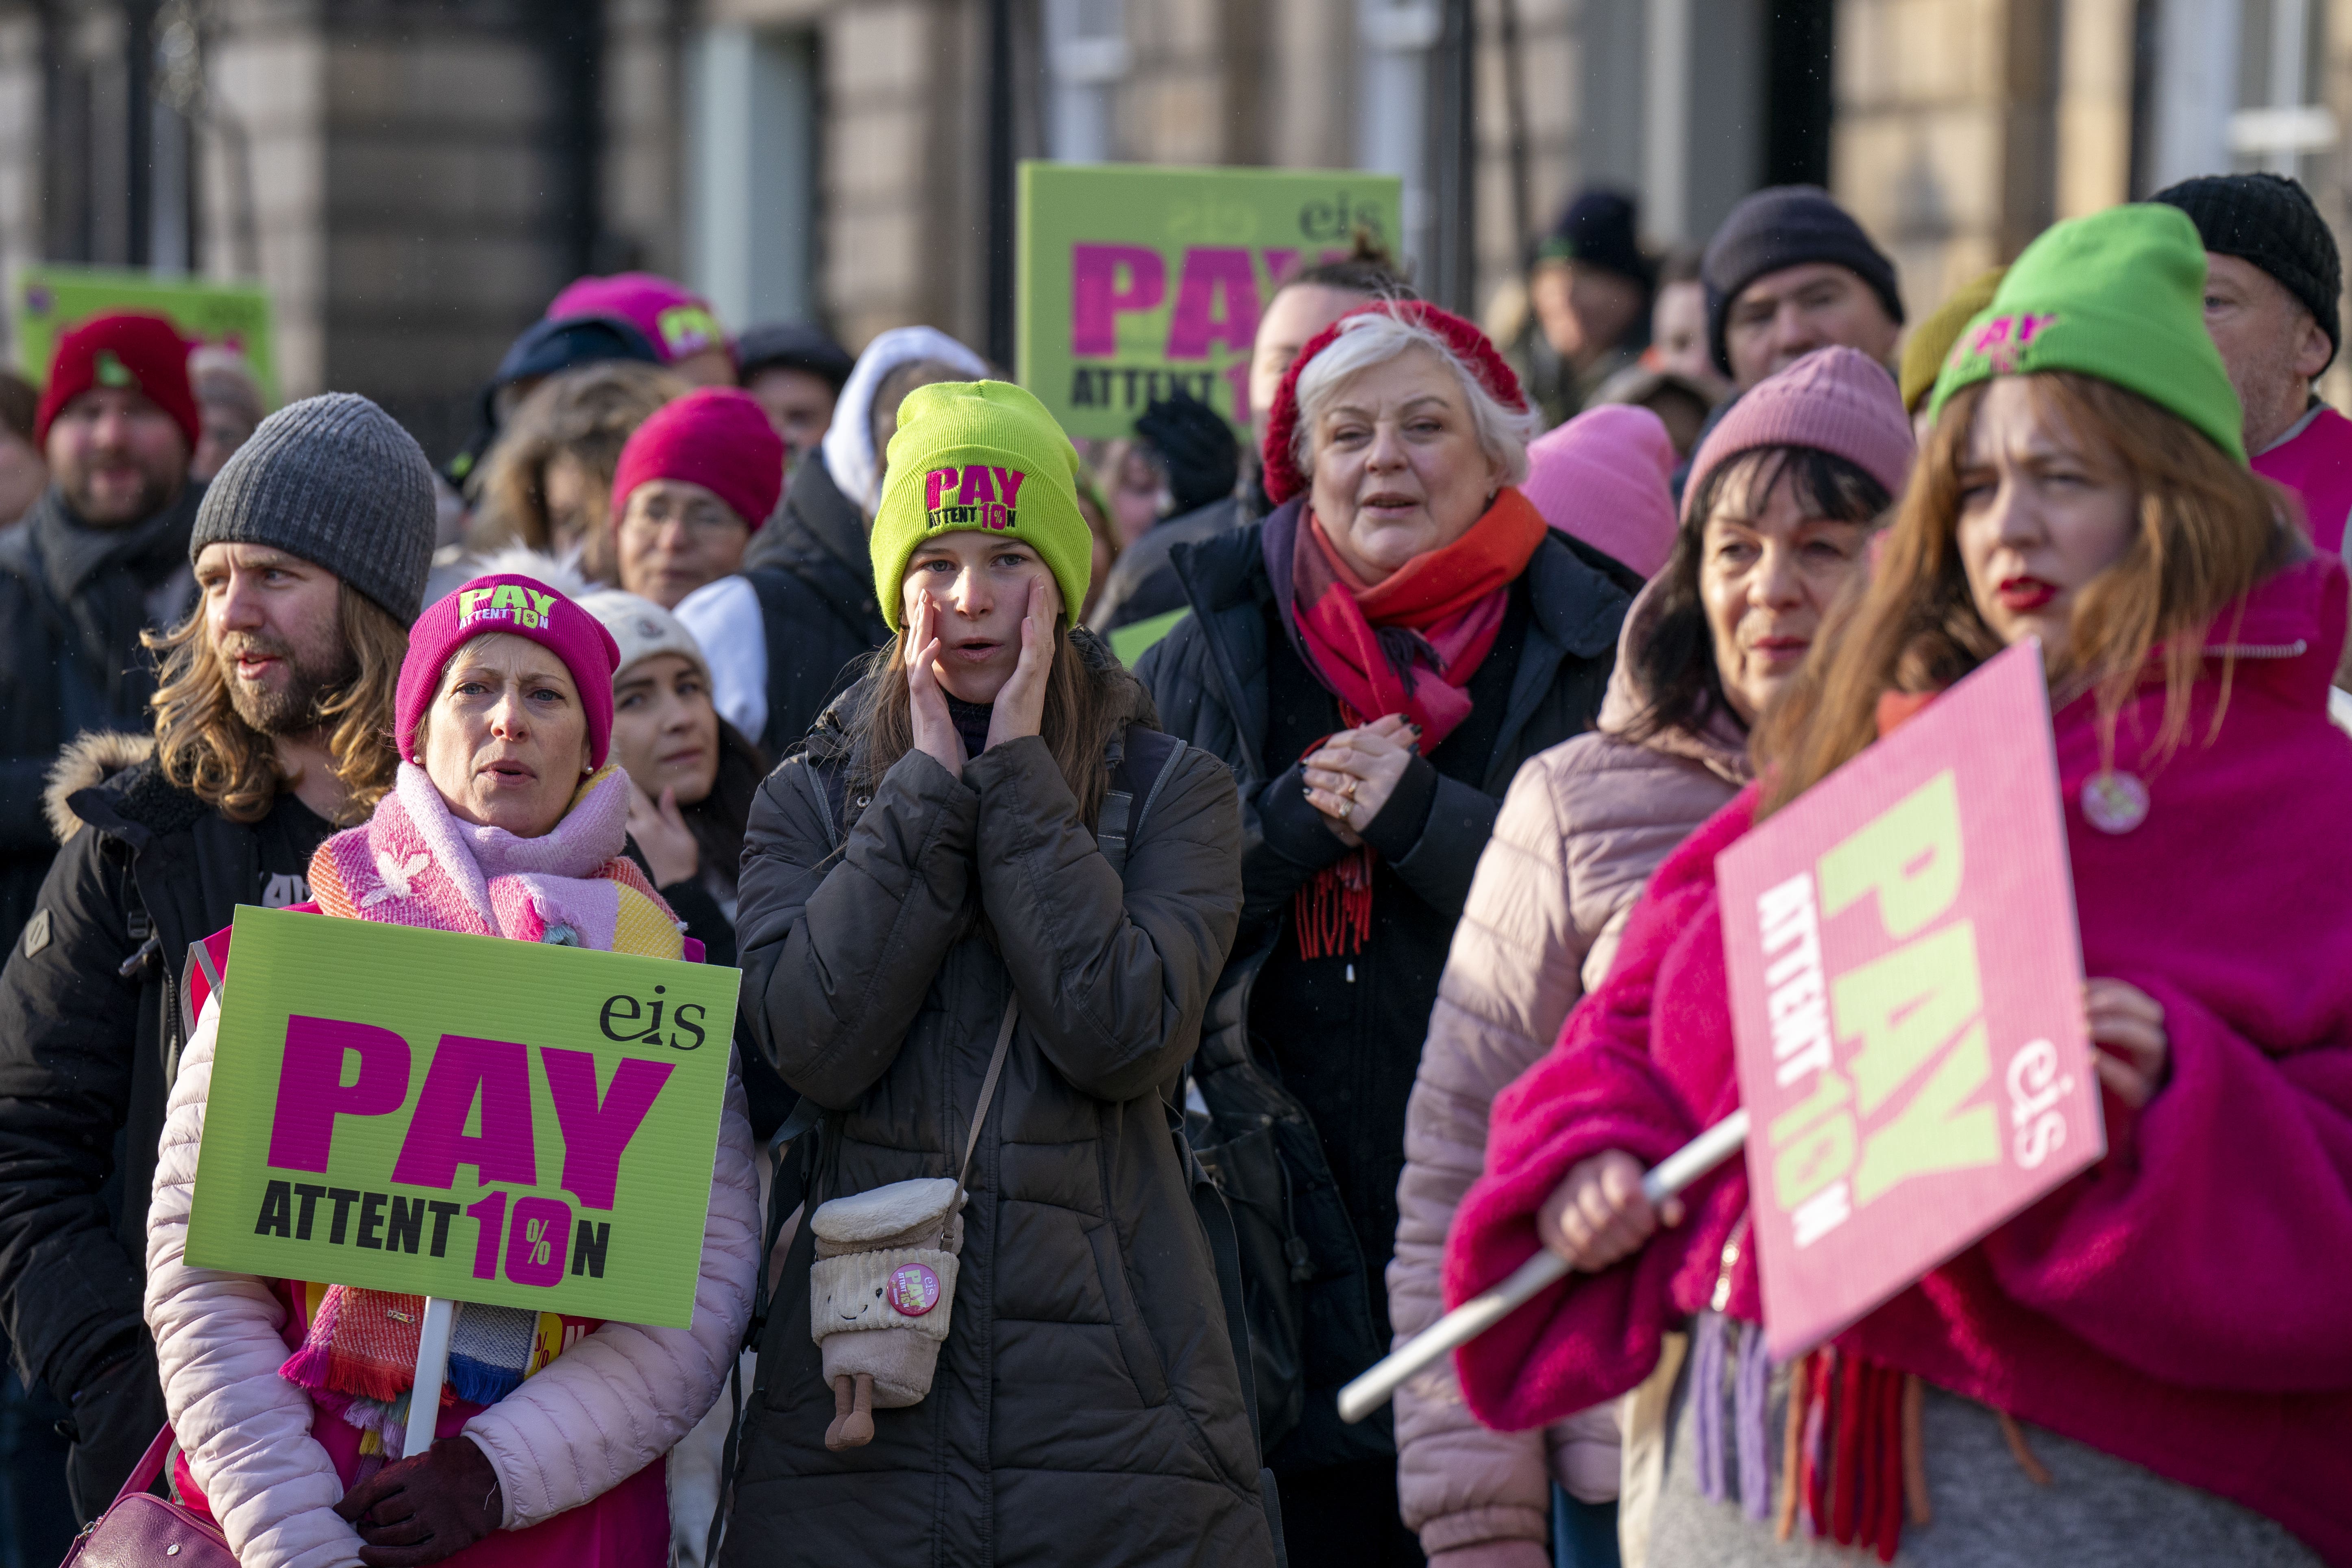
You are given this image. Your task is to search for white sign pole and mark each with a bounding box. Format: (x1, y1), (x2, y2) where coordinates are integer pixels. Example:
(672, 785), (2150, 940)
(1336, 1111), (1750, 1425)
(404, 1296), (457, 1457)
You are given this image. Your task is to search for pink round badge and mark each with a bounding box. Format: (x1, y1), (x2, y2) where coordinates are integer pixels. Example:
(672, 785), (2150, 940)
(886, 1262), (941, 1317)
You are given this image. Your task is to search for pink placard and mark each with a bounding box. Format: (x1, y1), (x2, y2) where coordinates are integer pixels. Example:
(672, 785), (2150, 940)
(1717, 640), (2104, 1361)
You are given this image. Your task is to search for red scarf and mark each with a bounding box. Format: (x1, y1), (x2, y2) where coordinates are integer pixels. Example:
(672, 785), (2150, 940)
(1288, 488), (1548, 955)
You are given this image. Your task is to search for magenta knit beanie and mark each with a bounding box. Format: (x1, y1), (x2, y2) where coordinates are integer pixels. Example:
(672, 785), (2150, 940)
(1520, 405), (1679, 577)
(1684, 346), (1915, 519)
(547, 272), (732, 367)
(610, 387), (785, 534)
(396, 574), (622, 770)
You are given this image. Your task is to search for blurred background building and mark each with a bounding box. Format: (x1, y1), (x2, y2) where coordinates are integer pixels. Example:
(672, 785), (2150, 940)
(0, 0), (2343, 459)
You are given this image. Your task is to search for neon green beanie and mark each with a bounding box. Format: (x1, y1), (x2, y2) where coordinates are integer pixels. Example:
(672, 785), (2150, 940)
(1928, 204), (2245, 463)
(869, 380), (1092, 632)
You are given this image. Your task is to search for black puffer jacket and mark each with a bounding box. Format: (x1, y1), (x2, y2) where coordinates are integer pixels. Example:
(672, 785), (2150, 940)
(0, 732), (331, 1518)
(0, 483), (203, 943)
(736, 455), (892, 756)
(1136, 510), (1637, 1473)
(725, 638), (1278, 1567)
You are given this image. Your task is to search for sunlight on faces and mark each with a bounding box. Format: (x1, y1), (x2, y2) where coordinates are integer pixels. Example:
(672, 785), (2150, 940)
(2200, 252), (2332, 452)
(617, 477), (749, 609)
(901, 530), (1064, 705)
(1307, 344), (1507, 583)
(1530, 259), (1646, 366)
(1699, 458), (1874, 723)
(745, 366), (838, 457)
(1955, 376), (2139, 669)
(542, 451), (608, 559)
(195, 542), (353, 735)
(421, 632), (592, 838)
(1723, 262), (1902, 391)
(610, 652), (719, 806)
(1250, 284), (1371, 436)
(1653, 279), (1726, 394)
(46, 386), (189, 525)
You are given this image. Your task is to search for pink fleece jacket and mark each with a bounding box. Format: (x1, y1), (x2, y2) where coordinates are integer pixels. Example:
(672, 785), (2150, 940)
(1389, 580), (1747, 1558)
(2254, 402), (2352, 558)
(1444, 554), (2352, 1566)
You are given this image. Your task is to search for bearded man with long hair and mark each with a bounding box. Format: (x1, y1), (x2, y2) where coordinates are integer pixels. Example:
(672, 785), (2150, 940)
(0, 394), (436, 1522)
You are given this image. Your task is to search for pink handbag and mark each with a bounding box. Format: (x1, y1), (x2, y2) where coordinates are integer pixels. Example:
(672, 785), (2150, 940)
(61, 1428), (236, 1568)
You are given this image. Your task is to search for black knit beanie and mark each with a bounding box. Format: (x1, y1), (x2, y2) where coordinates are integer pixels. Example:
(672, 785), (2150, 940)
(1701, 185), (1905, 377)
(189, 393), (439, 623)
(2152, 172), (2342, 368)
(1134, 392), (1240, 518)
(1538, 188), (1650, 285)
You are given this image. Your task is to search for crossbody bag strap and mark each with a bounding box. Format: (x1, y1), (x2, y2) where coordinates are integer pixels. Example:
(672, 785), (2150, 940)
(956, 995), (1020, 1193)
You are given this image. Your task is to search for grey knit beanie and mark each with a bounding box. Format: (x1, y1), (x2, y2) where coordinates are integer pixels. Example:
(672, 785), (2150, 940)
(189, 392), (438, 622)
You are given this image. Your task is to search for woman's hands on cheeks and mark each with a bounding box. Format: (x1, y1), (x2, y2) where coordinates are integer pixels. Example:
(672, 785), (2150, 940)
(984, 576), (1052, 751)
(1537, 1149), (1682, 1274)
(2085, 978), (2168, 1108)
(906, 592), (968, 774)
(625, 782), (698, 886)
(1303, 713), (1421, 845)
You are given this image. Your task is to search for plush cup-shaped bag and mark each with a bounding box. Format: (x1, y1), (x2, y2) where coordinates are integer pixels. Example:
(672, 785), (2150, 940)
(808, 998), (1015, 1450)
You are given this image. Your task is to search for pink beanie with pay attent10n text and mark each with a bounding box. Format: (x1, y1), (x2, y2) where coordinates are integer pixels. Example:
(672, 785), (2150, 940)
(1518, 405), (1680, 578)
(396, 573), (621, 770)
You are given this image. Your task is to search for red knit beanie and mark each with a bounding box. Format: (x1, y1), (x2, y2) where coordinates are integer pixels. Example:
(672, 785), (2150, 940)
(36, 312), (202, 450)
(610, 387), (784, 533)
(1260, 300), (1528, 507)
(396, 573), (622, 770)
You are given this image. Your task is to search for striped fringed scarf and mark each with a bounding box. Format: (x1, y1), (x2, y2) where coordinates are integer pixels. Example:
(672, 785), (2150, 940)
(283, 1293), (566, 1459)
(1687, 1317), (1937, 1565)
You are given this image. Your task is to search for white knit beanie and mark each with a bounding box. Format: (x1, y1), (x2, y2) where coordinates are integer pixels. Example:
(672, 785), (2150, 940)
(575, 587), (711, 684)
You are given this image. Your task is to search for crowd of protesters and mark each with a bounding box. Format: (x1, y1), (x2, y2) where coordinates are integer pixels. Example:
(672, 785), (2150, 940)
(0, 163), (2345, 1568)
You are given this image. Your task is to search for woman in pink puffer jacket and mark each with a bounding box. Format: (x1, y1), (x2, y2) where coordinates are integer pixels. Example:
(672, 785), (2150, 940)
(1388, 349), (1912, 1566)
(143, 575), (761, 1568)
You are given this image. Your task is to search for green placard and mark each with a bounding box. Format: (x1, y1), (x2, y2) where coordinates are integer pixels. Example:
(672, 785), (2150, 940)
(15, 265), (276, 404)
(1017, 162), (1403, 441)
(185, 907), (737, 1328)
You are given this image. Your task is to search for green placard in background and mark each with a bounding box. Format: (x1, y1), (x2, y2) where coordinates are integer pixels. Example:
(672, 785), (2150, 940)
(1017, 162), (1404, 442)
(15, 265), (276, 403)
(185, 907), (736, 1328)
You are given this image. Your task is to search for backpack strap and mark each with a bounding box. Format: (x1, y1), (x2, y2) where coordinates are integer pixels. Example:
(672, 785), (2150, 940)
(1096, 724), (1184, 880)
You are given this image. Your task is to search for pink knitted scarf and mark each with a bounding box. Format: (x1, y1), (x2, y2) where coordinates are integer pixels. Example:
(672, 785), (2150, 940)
(307, 762), (658, 950)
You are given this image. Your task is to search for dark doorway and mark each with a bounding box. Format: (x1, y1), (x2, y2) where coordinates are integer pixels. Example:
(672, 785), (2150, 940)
(1764, 0), (1835, 188)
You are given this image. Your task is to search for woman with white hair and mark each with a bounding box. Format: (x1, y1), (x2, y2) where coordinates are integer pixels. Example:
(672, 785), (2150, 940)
(1137, 301), (1642, 1563)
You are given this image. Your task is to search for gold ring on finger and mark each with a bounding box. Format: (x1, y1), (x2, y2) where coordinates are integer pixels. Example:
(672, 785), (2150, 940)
(1343, 778), (1357, 799)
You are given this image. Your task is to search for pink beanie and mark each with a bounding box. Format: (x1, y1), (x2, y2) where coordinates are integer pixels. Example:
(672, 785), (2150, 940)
(547, 272), (732, 367)
(610, 388), (785, 532)
(396, 574), (621, 770)
(1519, 405), (1679, 578)
(1684, 346), (1915, 518)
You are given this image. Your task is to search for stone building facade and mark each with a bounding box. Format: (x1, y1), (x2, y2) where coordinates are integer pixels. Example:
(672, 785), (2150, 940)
(0, 0), (2345, 460)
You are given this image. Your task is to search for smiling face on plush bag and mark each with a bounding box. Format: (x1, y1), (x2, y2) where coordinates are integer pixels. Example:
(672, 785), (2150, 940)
(807, 1176), (967, 1449)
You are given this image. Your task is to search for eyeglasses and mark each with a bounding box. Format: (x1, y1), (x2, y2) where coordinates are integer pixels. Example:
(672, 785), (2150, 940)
(622, 497), (745, 540)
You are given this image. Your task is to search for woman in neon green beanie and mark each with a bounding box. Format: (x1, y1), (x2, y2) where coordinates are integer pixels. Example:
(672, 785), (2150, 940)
(725, 379), (1281, 1564)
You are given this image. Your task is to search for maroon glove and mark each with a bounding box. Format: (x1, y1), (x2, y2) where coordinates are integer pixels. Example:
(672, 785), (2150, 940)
(334, 1436), (504, 1568)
